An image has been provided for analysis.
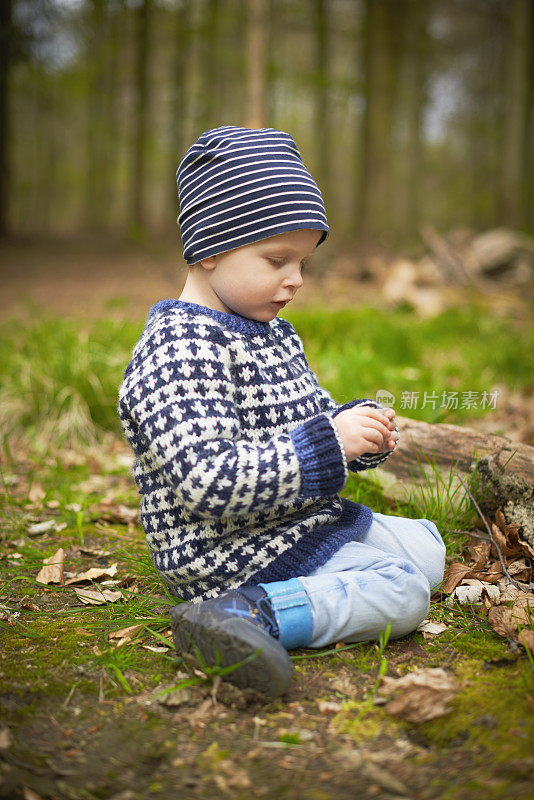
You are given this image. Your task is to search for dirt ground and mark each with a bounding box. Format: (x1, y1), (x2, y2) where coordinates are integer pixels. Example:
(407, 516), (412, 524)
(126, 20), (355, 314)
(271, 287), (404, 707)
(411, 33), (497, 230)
(2, 503), (533, 800)
(0, 235), (387, 322)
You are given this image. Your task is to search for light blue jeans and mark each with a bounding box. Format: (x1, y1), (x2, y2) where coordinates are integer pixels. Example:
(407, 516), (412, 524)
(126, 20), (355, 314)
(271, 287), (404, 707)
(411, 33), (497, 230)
(259, 513), (446, 649)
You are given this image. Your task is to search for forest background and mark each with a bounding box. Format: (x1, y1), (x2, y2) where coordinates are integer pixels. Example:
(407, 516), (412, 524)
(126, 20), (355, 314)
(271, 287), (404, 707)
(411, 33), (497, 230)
(0, 0), (533, 247)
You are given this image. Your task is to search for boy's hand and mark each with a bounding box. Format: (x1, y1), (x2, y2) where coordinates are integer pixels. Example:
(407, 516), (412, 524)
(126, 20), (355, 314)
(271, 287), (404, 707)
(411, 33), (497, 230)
(332, 405), (398, 462)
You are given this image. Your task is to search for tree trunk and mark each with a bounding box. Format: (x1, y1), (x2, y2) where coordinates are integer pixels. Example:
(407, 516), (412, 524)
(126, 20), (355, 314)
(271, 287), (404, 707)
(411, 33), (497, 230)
(0, 0), (12, 238)
(396, 0), (427, 243)
(85, 0), (108, 230)
(169, 1), (191, 214)
(204, 0), (221, 128)
(131, 0), (151, 232)
(357, 0), (401, 237)
(244, 0), (267, 128)
(102, 0), (123, 232)
(313, 0), (330, 199)
(373, 416), (534, 546)
(499, 0), (532, 228)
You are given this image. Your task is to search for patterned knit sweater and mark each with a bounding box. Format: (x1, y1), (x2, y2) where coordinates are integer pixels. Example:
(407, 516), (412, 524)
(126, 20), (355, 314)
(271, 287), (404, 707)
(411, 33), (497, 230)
(118, 300), (397, 602)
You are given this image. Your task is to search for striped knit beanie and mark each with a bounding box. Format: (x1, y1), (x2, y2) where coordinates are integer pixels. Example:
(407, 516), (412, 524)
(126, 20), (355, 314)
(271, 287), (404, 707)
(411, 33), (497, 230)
(176, 126), (330, 266)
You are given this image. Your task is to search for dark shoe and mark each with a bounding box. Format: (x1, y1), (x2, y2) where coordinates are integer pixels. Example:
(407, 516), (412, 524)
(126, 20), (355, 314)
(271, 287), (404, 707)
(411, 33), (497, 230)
(170, 587), (292, 698)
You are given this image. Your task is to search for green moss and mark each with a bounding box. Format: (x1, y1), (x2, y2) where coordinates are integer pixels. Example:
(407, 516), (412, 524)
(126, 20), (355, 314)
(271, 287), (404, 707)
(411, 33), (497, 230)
(332, 700), (401, 742)
(420, 656), (534, 762)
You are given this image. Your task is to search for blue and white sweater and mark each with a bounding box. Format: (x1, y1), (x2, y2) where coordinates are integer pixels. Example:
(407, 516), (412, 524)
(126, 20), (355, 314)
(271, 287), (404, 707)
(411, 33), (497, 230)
(118, 300), (397, 602)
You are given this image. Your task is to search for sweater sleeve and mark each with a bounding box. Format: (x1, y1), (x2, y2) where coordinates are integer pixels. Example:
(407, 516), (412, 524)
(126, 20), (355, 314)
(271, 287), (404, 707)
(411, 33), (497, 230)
(118, 315), (348, 521)
(281, 322), (398, 472)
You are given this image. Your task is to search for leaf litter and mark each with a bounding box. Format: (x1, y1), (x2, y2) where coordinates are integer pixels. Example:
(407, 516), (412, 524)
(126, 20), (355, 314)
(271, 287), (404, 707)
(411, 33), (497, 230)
(441, 505), (534, 652)
(378, 668), (459, 723)
(35, 548), (65, 585)
(74, 587), (123, 605)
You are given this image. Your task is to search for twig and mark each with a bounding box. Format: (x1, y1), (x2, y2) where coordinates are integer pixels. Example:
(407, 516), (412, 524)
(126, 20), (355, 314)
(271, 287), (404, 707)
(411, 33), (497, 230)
(442, 528), (492, 542)
(456, 475), (522, 590)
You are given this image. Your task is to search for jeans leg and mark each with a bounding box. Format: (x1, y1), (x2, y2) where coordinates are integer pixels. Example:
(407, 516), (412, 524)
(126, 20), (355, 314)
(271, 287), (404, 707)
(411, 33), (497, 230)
(298, 541), (432, 647)
(259, 514), (446, 650)
(358, 513), (446, 591)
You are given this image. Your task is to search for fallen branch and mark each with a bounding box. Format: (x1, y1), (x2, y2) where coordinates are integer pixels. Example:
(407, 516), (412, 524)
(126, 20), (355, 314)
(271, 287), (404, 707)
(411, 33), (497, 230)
(375, 416), (534, 548)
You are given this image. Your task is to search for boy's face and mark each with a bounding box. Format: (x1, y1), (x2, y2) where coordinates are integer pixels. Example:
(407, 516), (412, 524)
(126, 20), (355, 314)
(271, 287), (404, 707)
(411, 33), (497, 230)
(198, 228), (323, 321)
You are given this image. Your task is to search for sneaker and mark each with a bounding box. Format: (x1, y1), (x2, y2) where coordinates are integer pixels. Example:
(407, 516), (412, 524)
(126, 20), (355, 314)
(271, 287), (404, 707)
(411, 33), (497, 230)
(170, 586), (292, 698)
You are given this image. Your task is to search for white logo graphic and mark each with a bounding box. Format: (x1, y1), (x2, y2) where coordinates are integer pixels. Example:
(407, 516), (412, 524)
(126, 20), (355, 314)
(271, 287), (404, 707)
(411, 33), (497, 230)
(375, 390), (396, 408)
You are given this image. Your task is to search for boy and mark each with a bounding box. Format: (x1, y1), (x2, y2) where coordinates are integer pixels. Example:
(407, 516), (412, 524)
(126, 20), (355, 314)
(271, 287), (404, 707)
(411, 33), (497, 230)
(118, 126), (446, 698)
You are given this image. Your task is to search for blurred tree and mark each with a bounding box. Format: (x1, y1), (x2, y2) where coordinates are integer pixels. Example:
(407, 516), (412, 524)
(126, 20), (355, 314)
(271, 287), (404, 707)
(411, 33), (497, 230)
(0, 0), (13, 238)
(4, 0), (533, 242)
(204, 0), (222, 126)
(313, 0), (331, 200)
(499, 0), (533, 228)
(245, 0), (267, 127)
(357, 0), (404, 238)
(85, 0), (109, 229)
(394, 0), (429, 242)
(169, 1), (191, 213)
(131, 0), (151, 232)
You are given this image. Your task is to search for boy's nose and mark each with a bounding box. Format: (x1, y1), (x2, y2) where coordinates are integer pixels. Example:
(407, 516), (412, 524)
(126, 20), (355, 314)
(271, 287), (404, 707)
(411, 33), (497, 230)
(283, 266), (304, 290)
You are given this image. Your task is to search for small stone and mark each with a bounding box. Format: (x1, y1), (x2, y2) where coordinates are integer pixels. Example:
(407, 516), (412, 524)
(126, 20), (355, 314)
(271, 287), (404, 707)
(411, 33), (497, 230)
(0, 726), (12, 750)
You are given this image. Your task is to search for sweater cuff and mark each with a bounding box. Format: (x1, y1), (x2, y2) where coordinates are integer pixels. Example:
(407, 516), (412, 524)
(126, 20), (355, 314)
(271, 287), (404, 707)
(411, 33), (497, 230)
(289, 414), (348, 498)
(332, 397), (370, 417)
(332, 398), (399, 471)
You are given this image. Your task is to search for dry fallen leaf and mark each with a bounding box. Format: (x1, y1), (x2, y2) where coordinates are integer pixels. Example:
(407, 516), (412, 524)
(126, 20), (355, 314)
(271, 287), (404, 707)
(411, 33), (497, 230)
(446, 579), (500, 606)
(158, 687), (194, 708)
(507, 559), (530, 581)
(0, 726), (12, 750)
(65, 564), (118, 585)
(490, 522), (512, 558)
(74, 587), (123, 605)
(36, 548), (65, 585)
(28, 483), (46, 505)
(467, 540), (491, 571)
(417, 619), (448, 636)
(487, 605), (517, 638)
(23, 788), (44, 800)
(109, 624), (143, 647)
(518, 629), (534, 654)
(441, 562), (472, 593)
(497, 581), (522, 604)
(93, 502), (139, 525)
(317, 700), (342, 714)
(28, 520), (56, 536)
(510, 594), (534, 626)
(379, 668), (459, 723)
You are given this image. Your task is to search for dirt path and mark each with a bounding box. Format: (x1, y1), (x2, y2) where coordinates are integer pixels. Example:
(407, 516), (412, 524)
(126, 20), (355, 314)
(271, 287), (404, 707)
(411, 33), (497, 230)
(0, 236), (385, 322)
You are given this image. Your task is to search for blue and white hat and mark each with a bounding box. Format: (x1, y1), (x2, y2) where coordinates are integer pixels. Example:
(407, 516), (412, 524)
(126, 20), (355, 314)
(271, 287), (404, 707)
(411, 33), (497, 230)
(176, 126), (330, 266)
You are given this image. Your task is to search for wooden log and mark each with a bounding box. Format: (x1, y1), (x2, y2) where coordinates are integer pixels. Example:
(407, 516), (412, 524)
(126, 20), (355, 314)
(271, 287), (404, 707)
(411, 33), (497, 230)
(373, 416), (534, 546)
(419, 225), (472, 285)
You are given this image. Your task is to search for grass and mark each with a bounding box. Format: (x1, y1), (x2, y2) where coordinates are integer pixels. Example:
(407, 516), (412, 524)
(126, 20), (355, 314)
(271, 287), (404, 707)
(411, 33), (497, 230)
(285, 304), (534, 425)
(1, 304), (532, 454)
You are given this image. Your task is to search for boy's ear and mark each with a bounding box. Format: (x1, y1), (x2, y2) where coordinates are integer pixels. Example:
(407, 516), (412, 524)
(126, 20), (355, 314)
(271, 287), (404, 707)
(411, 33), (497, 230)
(199, 255), (217, 271)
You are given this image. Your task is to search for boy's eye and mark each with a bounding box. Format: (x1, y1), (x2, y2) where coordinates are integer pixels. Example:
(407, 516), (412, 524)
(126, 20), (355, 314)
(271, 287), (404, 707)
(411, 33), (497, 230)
(267, 257), (307, 270)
